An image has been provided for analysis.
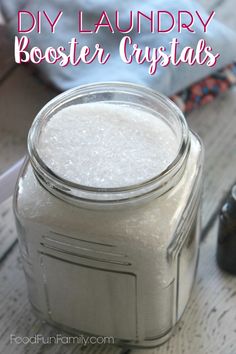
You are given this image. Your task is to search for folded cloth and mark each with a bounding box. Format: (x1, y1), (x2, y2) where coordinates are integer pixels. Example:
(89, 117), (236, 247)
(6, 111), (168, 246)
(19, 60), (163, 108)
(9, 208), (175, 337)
(1, 0), (236, 96)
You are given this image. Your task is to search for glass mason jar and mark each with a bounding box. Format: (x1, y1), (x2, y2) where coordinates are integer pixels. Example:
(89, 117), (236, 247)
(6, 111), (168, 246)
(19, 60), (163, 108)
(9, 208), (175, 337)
(14, 83), (204, 348)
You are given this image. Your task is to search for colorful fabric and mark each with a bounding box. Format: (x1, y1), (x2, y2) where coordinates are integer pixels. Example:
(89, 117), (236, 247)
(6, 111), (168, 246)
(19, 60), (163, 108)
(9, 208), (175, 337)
(171, 63), (236, 113)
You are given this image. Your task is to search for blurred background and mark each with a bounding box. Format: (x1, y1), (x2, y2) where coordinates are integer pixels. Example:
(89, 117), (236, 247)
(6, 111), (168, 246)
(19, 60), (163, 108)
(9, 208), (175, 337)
(0, 1), (236, 353)
(0, 0), (235, 175)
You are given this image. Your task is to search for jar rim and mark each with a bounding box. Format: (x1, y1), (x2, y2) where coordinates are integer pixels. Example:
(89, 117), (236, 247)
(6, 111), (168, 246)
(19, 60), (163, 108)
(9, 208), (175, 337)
(28, 82), (190, 204)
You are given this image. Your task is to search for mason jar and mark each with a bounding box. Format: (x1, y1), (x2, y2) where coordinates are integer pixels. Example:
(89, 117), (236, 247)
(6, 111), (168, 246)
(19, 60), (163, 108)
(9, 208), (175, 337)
(14, 82), (204, 348)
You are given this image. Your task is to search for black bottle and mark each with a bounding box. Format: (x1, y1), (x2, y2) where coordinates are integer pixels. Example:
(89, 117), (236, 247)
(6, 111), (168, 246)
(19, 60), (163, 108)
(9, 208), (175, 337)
(217, 185), (236, 275)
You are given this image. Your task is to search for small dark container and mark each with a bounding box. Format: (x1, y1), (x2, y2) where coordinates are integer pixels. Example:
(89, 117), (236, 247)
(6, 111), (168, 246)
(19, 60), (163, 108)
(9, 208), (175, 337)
(217, 185), (236, 275)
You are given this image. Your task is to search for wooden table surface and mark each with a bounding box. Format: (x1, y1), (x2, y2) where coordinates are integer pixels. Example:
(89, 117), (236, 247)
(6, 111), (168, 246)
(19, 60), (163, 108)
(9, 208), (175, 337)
(0, 1), (236, 353)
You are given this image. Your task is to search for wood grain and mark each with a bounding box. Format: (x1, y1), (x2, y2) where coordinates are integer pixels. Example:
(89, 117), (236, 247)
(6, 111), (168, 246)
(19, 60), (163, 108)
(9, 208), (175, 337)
(0, 1), (235, 353)
(0, 197), (16, 262)
(1, 221), (236, 353)
(132, 222), (236, 354)
(187, 87), (236, 232)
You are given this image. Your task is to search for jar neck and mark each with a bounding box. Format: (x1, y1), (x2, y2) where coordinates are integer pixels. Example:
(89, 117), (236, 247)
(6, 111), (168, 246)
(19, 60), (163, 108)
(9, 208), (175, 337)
(28, 82), (191, 207)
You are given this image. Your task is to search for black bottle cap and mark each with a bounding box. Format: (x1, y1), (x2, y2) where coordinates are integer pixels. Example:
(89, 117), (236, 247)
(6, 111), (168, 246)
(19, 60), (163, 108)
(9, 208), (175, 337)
(216, 185), (236, 275)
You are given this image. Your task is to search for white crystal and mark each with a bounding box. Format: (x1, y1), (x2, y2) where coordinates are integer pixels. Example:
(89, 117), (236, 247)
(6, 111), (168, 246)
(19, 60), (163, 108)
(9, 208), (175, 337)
(38, 102), (178, 188)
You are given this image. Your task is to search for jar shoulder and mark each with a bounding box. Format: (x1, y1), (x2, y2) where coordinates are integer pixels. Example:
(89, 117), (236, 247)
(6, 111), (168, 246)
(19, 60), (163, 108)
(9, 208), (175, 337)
(14, 132), (203, 237)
